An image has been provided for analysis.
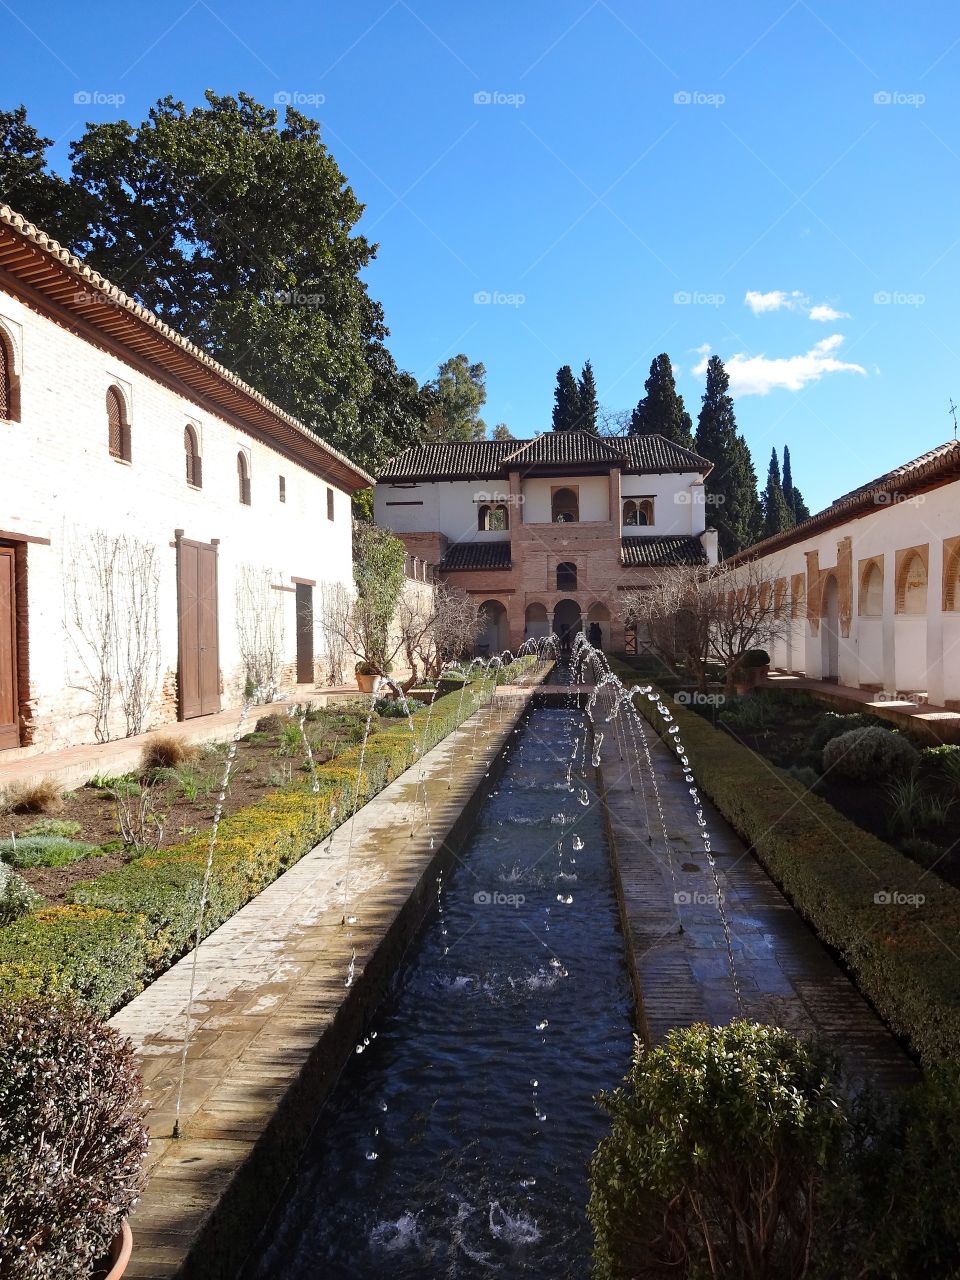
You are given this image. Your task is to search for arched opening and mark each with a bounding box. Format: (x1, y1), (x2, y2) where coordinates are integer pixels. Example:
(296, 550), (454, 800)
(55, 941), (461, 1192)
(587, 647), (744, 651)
(897, 552), (927, 615)
(479, 503), (509, 532)
(237, 452), (251, 505)
(946, 545), (960, 612)
(477, 504), (490, 531)
(524, 601), (549, 640)
(476, 599), (508, 654)
(860, 561), (883, 616)
(107, 386), (131, 462)
(586, 601), (610, 652)
(184, 425), (202, 487)
(0, 328), (19, 422)
(821, 574), (839, 682)
(551, 487), (579, 523)
(622, 497), (653, 526)
(552, 598), (582, 653)
(556, 561), (577, 591)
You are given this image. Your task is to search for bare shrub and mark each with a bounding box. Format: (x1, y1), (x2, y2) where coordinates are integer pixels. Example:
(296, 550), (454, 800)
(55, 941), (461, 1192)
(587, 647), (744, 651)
(140, 733), (197, 773)
(0, 778), (63, 816)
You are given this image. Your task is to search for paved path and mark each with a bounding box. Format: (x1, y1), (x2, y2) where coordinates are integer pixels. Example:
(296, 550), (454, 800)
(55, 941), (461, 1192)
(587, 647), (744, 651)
(598, 711), (917, 1091)
(112, 690), (533, 1280)
(0, 688), (359, 793)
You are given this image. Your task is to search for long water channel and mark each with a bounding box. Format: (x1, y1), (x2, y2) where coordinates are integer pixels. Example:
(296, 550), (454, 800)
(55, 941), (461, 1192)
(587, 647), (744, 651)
(244, 703), (634, 1278)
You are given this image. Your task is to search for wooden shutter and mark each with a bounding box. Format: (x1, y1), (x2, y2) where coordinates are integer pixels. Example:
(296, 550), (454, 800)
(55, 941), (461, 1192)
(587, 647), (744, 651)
(107, 389), (123, 458)
(326, 486), (334, 521)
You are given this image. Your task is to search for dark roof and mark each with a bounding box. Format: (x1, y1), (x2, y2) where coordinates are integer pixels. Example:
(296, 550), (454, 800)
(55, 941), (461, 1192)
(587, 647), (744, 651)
(0, 206), (372, 492)
(621, 535), (708, 567)
(378, 431), (711, 481)
(440, 540), (512, 571)
(727, 439), (960, 566)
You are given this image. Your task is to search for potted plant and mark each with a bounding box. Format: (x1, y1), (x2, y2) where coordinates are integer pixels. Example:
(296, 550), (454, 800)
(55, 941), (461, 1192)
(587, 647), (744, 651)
(732, 648), (770, 694)
(355, 660), (393, 694)
(0, 998), (148, 1279)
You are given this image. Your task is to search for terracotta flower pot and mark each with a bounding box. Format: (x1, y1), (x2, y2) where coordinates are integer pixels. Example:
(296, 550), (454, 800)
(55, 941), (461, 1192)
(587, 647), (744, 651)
(105, 1221), (133, 1280)
(356, 672), (377, 694)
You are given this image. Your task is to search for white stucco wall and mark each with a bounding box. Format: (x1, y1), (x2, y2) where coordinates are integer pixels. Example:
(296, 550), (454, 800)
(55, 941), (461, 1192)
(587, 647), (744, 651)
(620, 473), (706, 535)
(744, 483), (960, 706)
(0, 289), (357, 752)
(520, 475), (610, 524)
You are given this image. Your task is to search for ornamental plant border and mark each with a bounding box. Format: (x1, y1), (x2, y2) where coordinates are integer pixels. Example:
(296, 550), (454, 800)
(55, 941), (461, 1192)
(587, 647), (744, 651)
(0, 660), (539, 1019)
(616, 664), (960, 1067)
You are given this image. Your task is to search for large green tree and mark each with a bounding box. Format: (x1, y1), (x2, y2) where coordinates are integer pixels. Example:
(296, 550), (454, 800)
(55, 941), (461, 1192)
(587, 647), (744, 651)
(629, 354), (695, 450)
(693, 356), (762, 558)
(782, 445), (811, 523)
(422, 354), (487, 441)
(577, 360), (599, 433)
(0, 95), (426, 473)
(762, 448), (795, 538)
(552, 364), (582, 432)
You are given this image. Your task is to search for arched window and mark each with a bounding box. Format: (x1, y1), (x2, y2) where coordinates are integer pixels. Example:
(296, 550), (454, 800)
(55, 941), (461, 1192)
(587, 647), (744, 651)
(107, 387), (131, 462)
(552, 487), (579, 523)
(622, 497), (653, 526)
(945, 545), (960, 612)
(184, 425), (202, 487)
(556, 561), (577, 591)
(237, 451), (251, 505)
(896, 551), (927, 615)
(0, 328), (19, 422)
(860, 561), (883, 616)
(478, 503), (509, 532)
(477, 503), (490, 531)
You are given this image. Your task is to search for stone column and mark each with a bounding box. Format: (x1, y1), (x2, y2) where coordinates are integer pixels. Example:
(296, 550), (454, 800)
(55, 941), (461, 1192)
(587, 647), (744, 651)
(926, 537), (945, 705)
(881, 550), (897, 694)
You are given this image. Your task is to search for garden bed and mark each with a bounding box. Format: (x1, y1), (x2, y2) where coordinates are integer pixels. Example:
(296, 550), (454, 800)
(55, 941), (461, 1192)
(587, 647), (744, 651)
(616, 665), (960, 1066)
(0, 660), (540, 1019)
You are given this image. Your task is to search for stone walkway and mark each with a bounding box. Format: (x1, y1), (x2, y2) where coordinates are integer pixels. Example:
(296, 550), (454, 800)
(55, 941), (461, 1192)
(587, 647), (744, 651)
(598, 712), (917, 1091)
(0, 688), (358, 793)
(112, 689), (533, 1280)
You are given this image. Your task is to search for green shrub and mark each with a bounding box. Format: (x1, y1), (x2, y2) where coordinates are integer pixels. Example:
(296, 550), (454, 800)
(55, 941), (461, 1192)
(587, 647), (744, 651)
(0, 907), (156, 1017)
(822, 725), (920, 781)
(0, 836), (100, 869)
(923, 744), (960, 791)
(588, 1021), (850, 1280)
(899, 836), (942, 868)
(21, 819), (81, 838)
(809, 710), (891, 753)
(0, 865), (41, 924)
(719, 695), (772, 731)
(631, 693), (960, 1064)
(0, 999), (148, 1280)
(785, 764), (822, 793)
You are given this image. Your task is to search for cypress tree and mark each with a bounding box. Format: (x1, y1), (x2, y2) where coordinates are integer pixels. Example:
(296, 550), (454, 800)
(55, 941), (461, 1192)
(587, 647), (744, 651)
(693, 356), (763, 558)
(762, 447), (795, 538)
(552, 365), (582, 432)
(577, 360), (599, 433)
(628, 353), (695, 450)
(782, 445), (811, 522)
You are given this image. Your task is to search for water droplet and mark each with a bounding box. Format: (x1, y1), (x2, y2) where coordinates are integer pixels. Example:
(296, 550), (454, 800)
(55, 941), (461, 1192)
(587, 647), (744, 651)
(520, 1177), (536, 1188)
(573, 835), (584, 851)
(536, 1019), (549, 1031)
(365, 1150), (378, 1160)
(530, 1078), (539, 1086)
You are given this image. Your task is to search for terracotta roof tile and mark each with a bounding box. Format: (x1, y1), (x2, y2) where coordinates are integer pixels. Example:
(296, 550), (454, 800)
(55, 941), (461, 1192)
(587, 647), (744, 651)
(440, 541), (512, 571)
(620, 535), (708, 567)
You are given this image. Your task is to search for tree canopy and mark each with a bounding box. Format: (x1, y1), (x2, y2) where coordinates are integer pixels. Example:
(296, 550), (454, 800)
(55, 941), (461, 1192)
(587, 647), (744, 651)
(762, 448), (795, 539)
(629, 354), (694, 450)
(422, 354), (488, 441)
(552, 365), (582, 432)
(694, 356), (762, 559)
(0, 95), (428, 473)
(577, 360), (599, 433)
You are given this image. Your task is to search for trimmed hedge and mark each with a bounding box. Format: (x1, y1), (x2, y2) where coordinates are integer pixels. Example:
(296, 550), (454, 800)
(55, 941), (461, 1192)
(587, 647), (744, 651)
(622, 672), (960, 1066)
(0, 684), (499, 1017)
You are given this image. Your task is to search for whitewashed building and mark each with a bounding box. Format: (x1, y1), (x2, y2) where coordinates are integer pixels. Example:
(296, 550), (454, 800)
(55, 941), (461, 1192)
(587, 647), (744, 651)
(727, 441), (960, 708)
(0, 205), (371, 755)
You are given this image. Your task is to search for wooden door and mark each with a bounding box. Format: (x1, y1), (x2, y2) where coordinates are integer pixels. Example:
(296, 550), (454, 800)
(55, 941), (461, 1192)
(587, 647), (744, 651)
(177, 539), (221, 718)
(0, 547), (19, 750)
(295, 582), (314, 684)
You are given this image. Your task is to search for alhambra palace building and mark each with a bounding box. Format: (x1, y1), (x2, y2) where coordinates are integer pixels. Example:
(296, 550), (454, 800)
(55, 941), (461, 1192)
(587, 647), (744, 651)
(373, 431), (719, 653)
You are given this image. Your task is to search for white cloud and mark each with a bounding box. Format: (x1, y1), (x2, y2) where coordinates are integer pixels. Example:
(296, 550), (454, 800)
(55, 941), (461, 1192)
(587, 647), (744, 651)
(692, 334), (866, 396)
(693, 342), (711, 356)
(809, 302), (849, 322)
(744, 289), (806, 315)
(745, 290), (851, 323)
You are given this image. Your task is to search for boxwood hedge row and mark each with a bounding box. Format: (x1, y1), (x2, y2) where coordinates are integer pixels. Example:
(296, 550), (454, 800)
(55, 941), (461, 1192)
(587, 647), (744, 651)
(625, 680), (960, 1065)
(0, 669), (536, 1020)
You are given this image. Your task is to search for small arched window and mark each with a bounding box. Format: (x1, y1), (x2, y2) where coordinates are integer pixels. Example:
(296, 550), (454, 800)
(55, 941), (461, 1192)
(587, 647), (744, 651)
(184, 425), (202, 487)
(107, 387), (131, 462)
(477, 503), (491, 531)
(238, 452), (251, 505)
(0, 329), (19, 422)
(623, 499), (638, 526)
(556, 561), (577, 591)
(552, 487), (579, 523)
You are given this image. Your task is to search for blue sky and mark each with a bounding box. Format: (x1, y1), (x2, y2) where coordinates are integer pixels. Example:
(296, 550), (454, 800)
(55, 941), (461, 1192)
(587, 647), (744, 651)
(3, 0), (959, 509)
